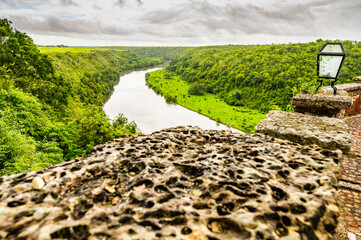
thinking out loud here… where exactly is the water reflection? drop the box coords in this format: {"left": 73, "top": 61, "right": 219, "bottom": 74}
{"left": 103, "top": 67, "right": 242, "bottom": 134}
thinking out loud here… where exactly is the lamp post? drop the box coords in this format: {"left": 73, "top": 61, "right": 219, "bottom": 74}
{"left": 315, "top": 43, "right": 346, "bottom": 95}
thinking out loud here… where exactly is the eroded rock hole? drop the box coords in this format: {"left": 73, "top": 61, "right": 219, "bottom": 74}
{"left": 277, "top": 170, "right": 290, "bottom": 179}
{"left": 133, "top": 179, "right": 154, "bottom": 189}
{"left": 31, "top": 192, "right": 48, "bottom": 204}
{"left": 139, "top": 220, "right": 161, "bottom": 231}
{"left": 181, "top": 227, "right": 193, "bottom": 235}
{"left": 282, "top": 216, "right": 292, "bottom": 226}
{"left": 193, "top": 202, "right": 211, "bottom": 209}
{"left": 14, "top": 210, "right": 35, "bottom": 222}
{"left": 244, "top": 205, "right": 257, "bottom": 212}
{"left": 207, "top": 218, "right": 251, "bottom": 238}
{"left": 270, "top": 205, "right": 288, "bottom": 213}
{"left": 145, "top": 201, "right": 155, "bottom": 208}
{"left": 158, "top": 193, "right": 175, "bottom": 203}
{"left": 91, "top": 213, "right": 110, "bottom": 225}
{"left": 303, "top": 183, "right": 316, "bottom": 191}
{"left": 216, "top": 202, "right": 235, "bottom": 215}
{"left": 290, "top": 203, "right": 307, "bottom": 214}
{"left": 166, "top": 177, "right": 178, "bottom": 187}
{"left": 275, "top": 223, "right": 288, "bottom": 237}
{"left": 254, "top": 158, "right": 265, "bottom": 163}
{"left": 7, "top": 200, "right": 26, "bottom": 208}
{"left": 288, "top": 161, "right": 300, "bottom": 169}
{"left": 270, "top": 186, "right": 288, "bottom": 201}
{"left": 174, "top": 163, "right": 204, "bottom": 178}
{"left": 154, "top": 185, "right": 169, "bottom": 193}
{"left": 143, "top": 209, "right": 185, "bottom": 219}
{"left": 119, "top": 216, "right": 134, "bottom": 224}
{"left": 71, "top": 200, "right": 93, "bottom": 220}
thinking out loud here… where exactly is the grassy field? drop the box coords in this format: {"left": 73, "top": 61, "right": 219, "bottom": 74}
{"left": 146, "top": 70, "right": 266, "bottom": 133}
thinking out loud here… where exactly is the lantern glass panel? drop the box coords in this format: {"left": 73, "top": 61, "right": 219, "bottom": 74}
{"left": 320, "top": 44, "right": 343, "bottom": 54}
{"left": 318, "top": 55, "right": 343, "bottom": 78}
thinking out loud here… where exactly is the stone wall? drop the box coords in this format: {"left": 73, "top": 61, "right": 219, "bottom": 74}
{"left": 322, "top": 82, "right": 361, "bottom": 116}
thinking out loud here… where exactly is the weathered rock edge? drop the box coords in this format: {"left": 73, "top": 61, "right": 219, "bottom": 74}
{"left": 0, "top": 126, "right": 340, "bottom": 240}
{"left": 292, "top": 92, "right": 352, "bottom": 110}
{"left": 256, "top": 110, "right": 352, "bottom": 153}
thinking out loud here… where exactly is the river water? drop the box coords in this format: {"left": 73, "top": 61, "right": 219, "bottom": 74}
{"left": 103, "top": 67, "right": 242, "bottom": 134}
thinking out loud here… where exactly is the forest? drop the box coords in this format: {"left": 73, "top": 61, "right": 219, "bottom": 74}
{"left": 166, "top": 41, "right": 361, "bottom": 112}
{"left": 0, "top": 19, "right": 163, "bottom": 175}
{"left": 103, "top": 46, "right": 189, "bottom": 61}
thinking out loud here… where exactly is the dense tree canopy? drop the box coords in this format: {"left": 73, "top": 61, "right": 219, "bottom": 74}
{"left": 167, "top": 42, "right": 361, "bottom": 111}
{"left": 0, "top": 19, "right": 163, "bottom": 175}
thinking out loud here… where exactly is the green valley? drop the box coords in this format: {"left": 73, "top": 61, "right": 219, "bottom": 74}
{"left": 146, "top": 70, "right": 266, "bottom": 133}
{"left": 0, "top": 19, "right": 163, "bottom": 175}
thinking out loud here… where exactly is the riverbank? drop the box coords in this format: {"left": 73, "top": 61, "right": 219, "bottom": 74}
{"left": 103, "top": 67, "right": 242, "bottom": 134}
{"left": 146, "top": 69, "right": 266, "bottom": 133}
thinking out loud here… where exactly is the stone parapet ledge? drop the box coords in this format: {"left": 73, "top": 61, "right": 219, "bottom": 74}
{"left": 322, "top": 82, "right": 361, "bottom": 116}
{"left": 322, "top": 82, "right": 361, "bottom": 93}
{"left": 291, "top": 91, "right": 352, "bottom": 118}
{"left": 255, "top": 110, "right": 352, "bottom": 154}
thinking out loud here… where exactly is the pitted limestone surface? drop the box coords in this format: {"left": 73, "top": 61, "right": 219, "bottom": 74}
{"left": 0, "top": 126, "right": 340, "bottom": 240}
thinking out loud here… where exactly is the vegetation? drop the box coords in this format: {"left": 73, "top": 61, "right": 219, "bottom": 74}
{"left": 0, "top": 19, "right": 163, "bottom": 175}
{"left": 104, "top": 46, "right": 189, "bottom": 61}
{"left": 146, "top": 70, "right": 266, "bottom": 133}
{"left": 167, "top": 41, "right": 361, "bottom": 112}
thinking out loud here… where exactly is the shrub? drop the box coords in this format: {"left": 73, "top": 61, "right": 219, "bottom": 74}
{"left": 188, "top": 83, "right": 206, "bottom": 95}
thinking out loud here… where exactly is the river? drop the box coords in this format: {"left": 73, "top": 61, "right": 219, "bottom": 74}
{"left": 103, "top": 67, "right": 242, "bottom": 134}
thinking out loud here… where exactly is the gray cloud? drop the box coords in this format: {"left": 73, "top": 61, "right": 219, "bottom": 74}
{"left": 1, "top": 0, "right": 360, "bottom": 45}
{"left": 60, "top": 0, "right": 76, "bottom": 6}
{"left": 1, "top": 0, "right": 48, "bottom": 9}
{"left": 114, "top": 0, "right": 143, "bottom": 7}
{"left": 139, "top": 0, "right": 337, "bottom": 37}
{"left": 115, "top": 0, "right": 125, "bottom": 7}
{"left": 8, "top": 15, "right": 133, "bottom": 35}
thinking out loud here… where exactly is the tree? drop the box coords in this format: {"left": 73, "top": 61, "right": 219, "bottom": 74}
{"left": 188, "top": 83, "right": 206, "bottom": 95}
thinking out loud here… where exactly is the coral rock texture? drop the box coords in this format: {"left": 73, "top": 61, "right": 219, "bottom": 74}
{"left": 0, "top": 126, "right": 340, "bottom": 240}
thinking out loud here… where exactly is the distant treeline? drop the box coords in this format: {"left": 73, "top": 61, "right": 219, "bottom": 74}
{"left": 0, "top": 18, "right": 163, "bottom": 175}
{"left": 104, "top": 46, "right": 189, "bottom": 61}
{"left": 167, "top": 41, "right": 361, "bottom": 112}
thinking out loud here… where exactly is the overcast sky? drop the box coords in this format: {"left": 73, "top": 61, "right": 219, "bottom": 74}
{"left": 1, "top": 0, "right": 360, "bottom": 46}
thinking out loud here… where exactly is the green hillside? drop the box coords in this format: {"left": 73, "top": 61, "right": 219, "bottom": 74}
{"left": 104, "top": 46, "right": 189, "bottom": 61}
{"left": 0, "top": 19, "right": 163, "bottom": 175}
{"left": 167, "top": 41, "right": 361, "bottom": 112}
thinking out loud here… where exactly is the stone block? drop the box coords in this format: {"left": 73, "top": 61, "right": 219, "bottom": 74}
{"left": 255, "top": 110, "right": 352, "bottom": 153}
{"left": 292, "top": 92, "right": 352, "bottom": 118}
{"left": 322, "top": 83, "right": 361, "bottom": 116}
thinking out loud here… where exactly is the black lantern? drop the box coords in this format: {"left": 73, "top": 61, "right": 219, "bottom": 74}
{"left": 315, "top": 43, "right": 346, "bottom": 95}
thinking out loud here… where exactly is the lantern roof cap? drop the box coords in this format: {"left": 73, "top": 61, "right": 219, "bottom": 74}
{"left": 319, "top": 43, "right": 345, "bottom": 56}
